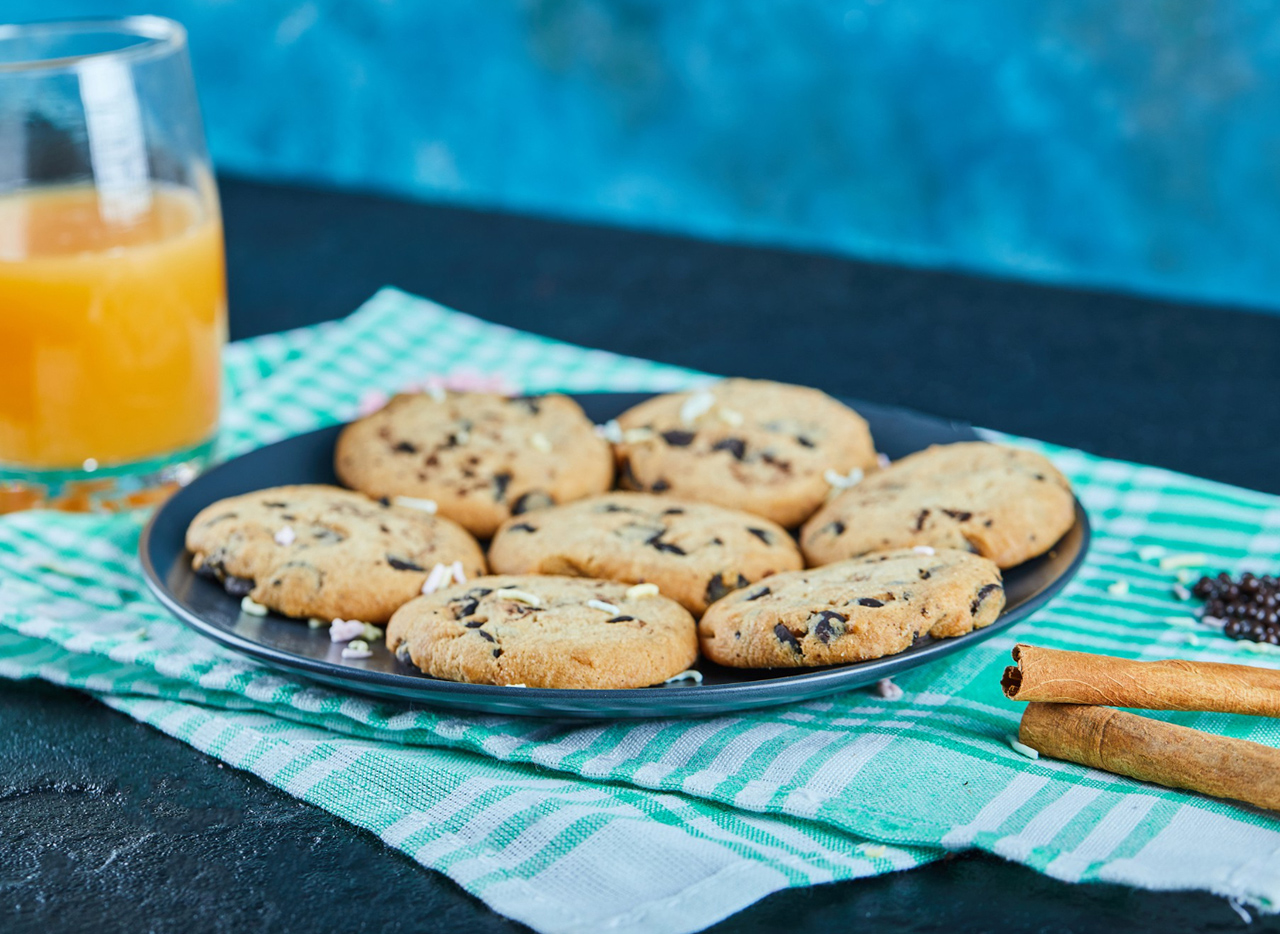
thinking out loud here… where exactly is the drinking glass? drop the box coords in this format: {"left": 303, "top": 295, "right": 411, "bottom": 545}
{"left": 0, "top": 17, "right": 225, "bottom": 513}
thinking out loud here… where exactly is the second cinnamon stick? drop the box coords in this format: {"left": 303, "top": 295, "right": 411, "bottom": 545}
{"left": 1019, "top": 702, "right": 1280, "bottom": 812}
{"left": 1002, "top": 643, "right": 1280, "bottom": 716}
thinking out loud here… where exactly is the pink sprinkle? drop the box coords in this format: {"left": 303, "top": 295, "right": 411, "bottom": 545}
{"left": 329, "top": 619, "right": 365, "bottom": 643}
{"left": 357, "top": 390, "right": 391, "bottom": 416}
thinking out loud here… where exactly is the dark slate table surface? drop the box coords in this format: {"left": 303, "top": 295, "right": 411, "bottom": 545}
{"left": 5, "top": 176, "right": 1280, "bottom": 934}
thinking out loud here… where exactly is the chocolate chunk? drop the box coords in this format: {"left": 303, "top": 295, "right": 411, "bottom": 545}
{"left": 378, "top": 497, "right": 392, "bottom": 507}
{"left": 281, "top": 514, "right": 296, "bottom": 521}
{"left": 201, "top": 512, "right": 237, "bottom": 526}
{"left": 476, "top": 629, "right": 496, "bottom": 643}
{"left": 704, "top": 572, "right": 750, "bottom": 606}
{"left": 915, "top": 509, "right": 930, "bottom": 531}
{"left": 661, "top": 507, "right": 685, "bottom": 516}
{"left": 774, "top": 623, "right": 802, "bottom": 653}
{"left": 512, "top": 396, "right": 541, "bottom": 415}
{"left": 1033, "top": 473, "right": 1046, "bottom": 481}
{"left": 712, "top": 437, "right": 747, "bottom": 460}
{"left": 618, "top": 457, "right": 640, "bottom": 489}
{"left": 393, "top": 440, "right": 418, "bottom": 454}
{"left": 661, "top": 430, "right": 695, "bottom": 446}
{"left": 711, "top": 537, "right": 724, "bottom": 546}
{"left": 857, "top": 597, "right": 884, "bottom": 607}
{"left": 600, "top": 503, "right": 634, "bottom": 513}
{"left": 386, "top": 556, "right": 425, "bottom": 572}
{"left": 607, "top": 615, "right": 636, "bottom": 623}
{"left": 651, "top": 479, "right": 671, "bottom": 493}
{"left": 647, "top": 533, "right": 686, "bottom": 555}
{"left": 943, "top": 509, "right": 973, "bottom": 522}
{"left": 223, "top": 575, "right": 254, "bottom": 597}
{"left": 918, "top": 569, "right": 932, "bottom": 580}
{"left": 825, "top": 520, "right": 845, "bottom": 537}
{"left": 795, "top": 435, "right": 816, "bottom": 448}
{"left": 262, "top": 502, "right": 287, "bottom": 509}
{"left": 492, "top": 648, "right": 503, "bottom": 658}
{"left": 512, "top": 491, "right": 553, "bottom": 515}
{"left": 508, "top": 522, "right": 537, "bottom": 533}
{"left": 810, "top": 610, "right": 847, "bottom": 644}
{"left": 760, "top": 452, "right": 791, "bottom": 471}
{"left": 455, "top": 597, "right": 480, "bottom": 619}
{"left": 464, "top": 619, "right": 486, "bottom": 628}
{"left": 971, "top": 583, "right": 1002, "bottom": 615}
{"left": 746, "top": 527, "right": 772, "bottom": 545}
{"left": 491, "top": 471, "right": 512, "bottom": 501}
{"left": 745, "top": 586, "right": 771, "bottom": 601}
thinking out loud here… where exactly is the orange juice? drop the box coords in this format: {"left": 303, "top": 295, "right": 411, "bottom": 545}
{"left": 0, "top": 184, "right": 225, "bottom": 470}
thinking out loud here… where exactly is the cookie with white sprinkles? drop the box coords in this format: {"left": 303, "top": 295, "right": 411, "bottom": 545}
{"left": 698, "top": 548, "right": 1005, "bottom": 668}
{"left": 800, "top": 442, "right": 1075, "bottom": 569}
{"left": 611, "top": 379, "right": 878, "bottom": 528}
{"left": 488, "top": 491, "right": 803, "bottom": 615}
{"left": 335, "top": 391, "right": 614, "bottom": 538}
{"left": 185, "top": 484, "right": 487, "bottom": 623}
{"left": 387, "top": 575, "right": 698, "bottom": 688}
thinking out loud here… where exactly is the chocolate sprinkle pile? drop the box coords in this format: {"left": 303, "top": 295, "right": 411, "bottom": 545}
{"left": 1192, "top": 571, "right": 1280, "bottom": 644}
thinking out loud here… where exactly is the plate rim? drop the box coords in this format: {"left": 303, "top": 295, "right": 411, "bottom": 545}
{"left": 139, "top": 396, "right": 1091, "bottom": 717}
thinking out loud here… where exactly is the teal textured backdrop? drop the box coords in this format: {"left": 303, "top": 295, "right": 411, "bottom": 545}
{"left": 9, "top": 1, "right": 1280, "bottom": 311}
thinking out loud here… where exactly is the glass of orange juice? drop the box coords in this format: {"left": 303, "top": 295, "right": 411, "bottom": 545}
{"left": 0, "top": 17, "right": 225, "bottom": 513}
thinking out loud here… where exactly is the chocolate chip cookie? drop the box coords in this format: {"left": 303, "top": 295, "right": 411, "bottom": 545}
{"left": 335, "top": 391, "right": 613, "bottom": 538}
{"left": 611, "top": 379, "right": 878, "bottom": 528}
{"left": 488, "top": 491, "right": 803, "bottom": 615}
{"left": 800, "top": 442, "right": 1075, "bottom": 569}
{"left": 699, "top": 548, "right": 1005, "bottom": 668}
{"left": 387, "top": 575, "right": 698, "bottom": 688}
{"left": 185, "top": 484, "right": 487, "bottom": 623}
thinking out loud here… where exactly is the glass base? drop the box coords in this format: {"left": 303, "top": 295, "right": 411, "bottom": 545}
{"left": 0, "top": 438, "right": 216, "bottom": 515}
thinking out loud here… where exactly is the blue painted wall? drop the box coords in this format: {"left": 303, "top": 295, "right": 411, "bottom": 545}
{"left": 11, "top": 1, "right": 1280, "bottom": 311}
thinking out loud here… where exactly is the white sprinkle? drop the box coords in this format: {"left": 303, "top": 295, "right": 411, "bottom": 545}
{"left": 1137, "top": 545, "right": 1167, "bottom": 562}
{"left": 1107, "top": 580, "right": 1130, "bottom": 596}
{"left": 622, "top": 427, "right": 656, "bottom": 444}
{"left": 393, "top": 496, "right": 438, "bottom": 514}
{"left": 1236, "top": 640, "right": 1280, "bottom": 656}
{"left": 394, "top": 642, "right": 412, "bottom": 662}
{"left": 874, "top": 678, "right": 904, "bottom": 701}
{"left": 1201, "top": 615, "right": 1226, "bottom": 629}
{"left": 274, "top": 526, "right": 296, "bottom": 547}
{"left": 530, "top": 432, "right": 552, "bottom": 453}
{"left": 1184, "top": 634, "right": 1202, "bottom": 647}
{"left": 1158, "top": 552, "right": 1212, "bottom": 571}
{"left": 587, "top": 599, "right": 621, "bottom": 615}
{"left": 663, "top": 669, "right": 704, "bottom": 685}
{"left": 495, "top": 588, "right": 542, "bottom": 607}
{"left": 595, "top": 420, "right": 624, "bottom": 443}
{"left": 824, "top": 467, "right": 864, "bottom": 490}
{"left": 341, "top": 639, "right": 373, "bottom": 660}
{"left": 1160, "top": 615, "right": 1201, "bottom": 629}
{"left": 329, "top": 618, "right": 365, "bottom": 643}
{"left": 857, "top": 843, "right": 889, "bottom": 858}
{"left": 503, "top": 683, "right": 529, "bottom": 688}
{"left": 912, "top": 546, "right": 936, "bottom": 556}
{"left": 1228, "top": 898, "right": 1253, "bottom": 925}
{"left": 1173, "top": 584, "right": 1192, "bottom": 601}
{"left": 453, "top": 428, "right": 471, "bottom": 445}
{"left": 426, "top": 384, "right": 447, "bottom": 402}
{"left": 240, "top": 596, "right": 269, "bottom": 617}
{"left": 361, "top": 623, "right": 383, "bottom": 642}
{"left": 1007, "top": 735, "right": 1040, "bottom": 760}
{"left": 718, "top": 407, "right": 745, "bottom": 427}
{"left": 626, "top": 583, "right": 661, "bottom": 600}
{"left": 876, "top": 453, "right": 891, "bottom": 469}
{"left": 307, "top": 617, "right": 327, "bottom": 630}
{"left": 1176, "top": 568, "right": 1198, "bottom": 585}
{"left": 83, "top": 457, "right": 99, "bottom": 472}
{"left": 421, "top": 563, "right": 453, "bottom": 595}
{"left": 680, "top": 390, "right": 716, "bottom": 425}
{"left": 450, "top": 561, "right": 467, "bottom": 584}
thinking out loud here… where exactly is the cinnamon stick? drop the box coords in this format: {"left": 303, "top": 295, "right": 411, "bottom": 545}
{"left": 1002, "top": 644, "right": 1280, "bottom": 716}
{"left": 1019, "top": 702, "right": 1280, "bottom": 812}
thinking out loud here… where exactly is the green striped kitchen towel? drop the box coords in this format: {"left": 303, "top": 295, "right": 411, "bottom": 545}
{"left": 2, "top": 287, "right": 1278, "bottom": 933}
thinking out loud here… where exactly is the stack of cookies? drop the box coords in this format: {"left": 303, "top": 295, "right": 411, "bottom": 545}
{"left": 186, "top": 379, "right": 1076, "bottom": 690}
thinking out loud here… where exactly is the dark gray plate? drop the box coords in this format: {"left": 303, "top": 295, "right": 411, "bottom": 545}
{"left": 140, "top": 393, "right": 1089, "bottom": 718}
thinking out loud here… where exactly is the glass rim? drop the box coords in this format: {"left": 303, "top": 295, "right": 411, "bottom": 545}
{"left": 0, "top": 16, "right": 186, "bottom": 74}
